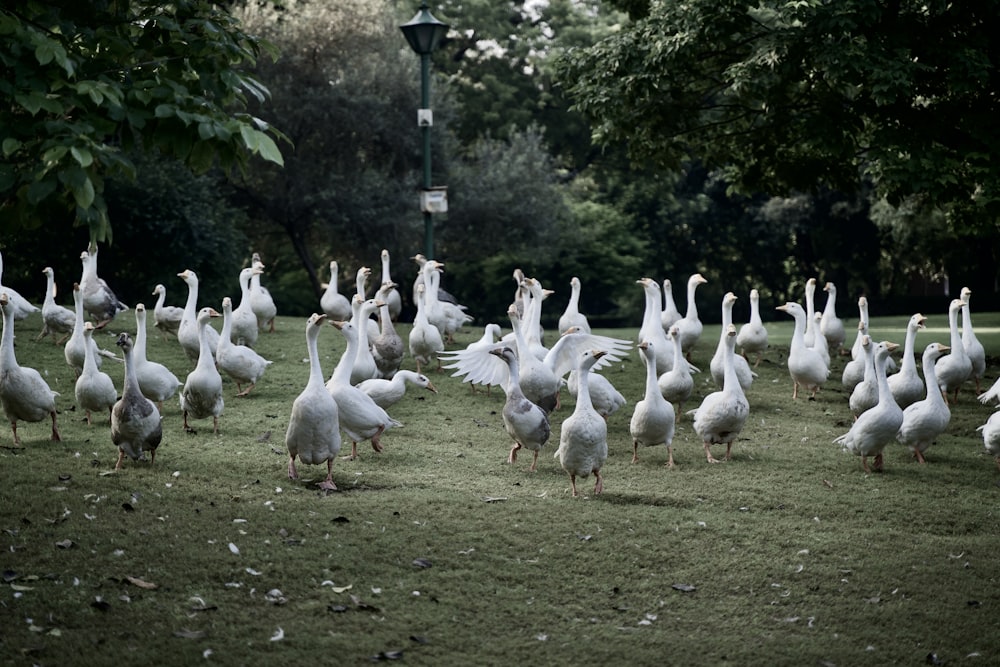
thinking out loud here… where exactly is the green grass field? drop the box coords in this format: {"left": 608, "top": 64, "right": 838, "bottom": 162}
{"left": 1, "top": 306, "right": 999, "bottom": 666}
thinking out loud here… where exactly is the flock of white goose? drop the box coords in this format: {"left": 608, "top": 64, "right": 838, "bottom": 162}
{"left": 2, "top": 245, "right": 999, "bottom": 495}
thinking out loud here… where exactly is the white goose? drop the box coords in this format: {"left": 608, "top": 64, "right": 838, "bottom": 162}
{"left": 151, "top": 283, "right": 183, "bottom": 339}
{"left": 567, "top": 365, "right": 626, "bottom": 420}
{"left": 0, "top": 293, "right": 60, "bottom": 445}
{"left": 658, "top": 325, "right": 694, "bottom": 413}
{"left": 489, "top": 346, "right": 551, "bottom": 472}
{"left": 519, "top": 277, "right": 552, "bottom": 361}
{"left": 132, "top": 303, "right": 181, "bottom": 411}
{"left": 976, "top": 408, "right": 1000, "bottom": 472}
{"left": 554, "top": 348, "right": 609, "bottom": 496}
{"left": 691, "top": 324, "right": 748, "bottom": 463}
{"left": 285, "top": 313, "right": 341, "bottom": 491}
{"left": 675, "top": 273, "right": 708, "bottom": 359}
{"left": 440, "top": 323, "right": 506, "bottom": 394}
{"left": 74, "top": 322, "right": 117, "bottom": 425}
{"left": 79, "top": 244, "right": 128, "bottom": 327}
{"left": 710, "top": 292, "right": 755, "bottom": 391}
{"left": 372, "top": 284, "right": 404, "bottom": 379}
{"left": 111, "top": 332, "right": 162, "bottom": 470}
{"left": 217, "top": 297, "right": 272, "bottom": 396}
{"left": 0, "top": 252, "right": 39, "bottom": 321}
{"left": 357, "top": 370, "right": 437, "bottom": 409}
{"left": 834, "top": 340, "right": 902, "bottom": 473}
{"left": 775, "top": 301, "right": 829, "bottom": 399}
{"left": 803, "top": 278, "right": 819, "bottom": 348}
{"left": 177, "top": 270, "right": 220, "bottom": 365}
{"left": 736, "top": 288, "right": 768, "bottom": 366}
{"left": 960, "top": 287, "right": 986, "bottom": 393}
{"left": 660, "top": 278, "right": 682, "bottom": 332}
{"left": 230, "top": 266, "right": 260, "bottom": 348}
{"left": 637, "top": 277, "right": 675, "bottom": 374}
{"left": 326, "top": 320, "right": 401, "bottom": 459}
{"left": 558, "top": 276, "right": 591, "bottom": 335}
{"left": 65, "top": 282, "right": 116, "bottom": 376}
{"left": 631, "top": 340, "right": 676, "bottom": 467}
{"left": 352, "top": 266, "right": 379, "bottom": 344}
{"left": 320, "top": 260, "right": 352, "bottom": 321}
{"left": 896, "top": 342, "right": 951, "bottom": 464}
{"left": 346, "top": 296, "right": 380, "bottom": 385}
{"left": 842, "top": 297, "right": 870, "bottom": 390}
{"left": 250, "top": 253, "right": 277, "bottom": 333}
{"left": 819, "top": 281, "right": 846, "bottom": 356}
{"left": 887, "top": 313, "right": 926, "bottom": 410}
{"left": 848, "top": 335, "right": 878, "bottom": 418}
{"left": 408, "top": 284, "right": 444, "bottom": 374}
{"left": 38, "top": 266, "right": 75, "bottom": 345}
{"left": 180, "top": 307, "right": 224, "bottom": 433}
{"left": 935, "top": 298, "right": 972, "bottom": 403}
{"left": 378, "top": 249, "right": 403, "bottom": 321}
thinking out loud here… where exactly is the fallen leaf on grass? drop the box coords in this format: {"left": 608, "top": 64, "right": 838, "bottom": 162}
{"left": 174, "top": 628, "right": 206, "bottom": 640}
{"left": 125, "top": 575, "right": 158, "bottom": 590}
{"left": 482, "top": 496, "right": 507, "bottom": 503}
{"left": 228, "top": 542, "right": 240, "bottom": 555}
{"left": 671, "top": 583, "right": 696, "bottom": 593}
{"left": 412, "top": 558, "right": 432, "bottom": 569}
{"left": 372, "top": 650, "right": 404, "bottom": 661}
{"left": 55, "top": 539, "right": 74, "bottom": 549}
{"left": 270, "top": 627, "right": 284, "bottom": 642}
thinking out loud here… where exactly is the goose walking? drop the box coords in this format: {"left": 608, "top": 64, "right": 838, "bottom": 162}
{"left": 834, "top": 341, "right": 902, "bottom": 473}
{"left": 675, "top": 273, "right": 708, "bottom": 359}
{"left": 250, "top": 253, "right": 277, "bottom": 333}
{"left": 976, "top": 408, "right": 1000, "bottom": 472}
{"left": 320, "top": 260, "right": 352, "bottom": 321}
{"left": 896, "top": 343, "right": 951, "bottom": 464}
{"left": 0, "top": 293, "right": 60, "bottom": 445}
{"left": 490, "top": 346, "right": 551, "bottom": 472}
{"left": 112, "top": 333, "right": 162, "bottom": 470}
{"left": 177, "top": 270, "right": 220, "bottom": 365}
{"left": 887, "top": 314, "right": 926, "bottom": 410}
{"left": 378, "top": 249, "right": 403, "bottom": 321}
{"left": 935, "top": 298, "right": 972, "bottom": 403}
{"left": 660, "top": 279, "right": 682, "bottom": 332}
{"left": 960, "top": 287, "right": 986, "bottom": 393}
{"left": 357, "top": 370, "right": 437, "bottom": 410}
{"left": 65, "top": 282, "right": 116, "bottom": 376}
{"left": 736, "top": 288, "right": 768, "bottom": 366}
{"left": 842, "top": 297, "right": 870, "bottom": 390}
{"left": 74, "top": 322, "right": 117, "bottom": 425}
{"left": 38, "top": 266, "right": 75, "bottom": 345}
{"left": 554, "top": 349, "right": 609, "bottom": 496}
{"left": 180, "top": 307, "right": 224, "bottom": 433}
{"left": 132, "top": 304, "right": 182, "bottom": 411}
{"left": 558, "top": 276, "right": 591, "bottom": 335}
{"left": 217, "top": 297, "right": 272, "bottom": 396}
{"left": 230, "top": 266, "right": 261, "bottom": 348}
{"left": 710, "top": 292, "right": 755, "bottom": 391}
{"left": 372, "top": 284, "right": 405, "bottom": 379}
{"left": 637, "top": 277, "right": 675, "bottom": 374}
{"left": 151, "top": 283, "right": 183, "bottom": 339}
{"left": 848, "top": 336, "right": 878, "bottom": 419}
{"left": 408, "top": 285, "right": 444, "bottom": 374}
{"left": 691, "top": 325, "right": 749, "bottom": 463}
{"left": 658, "top": 325, "right": 695, "bottom": 414}
{"left": 285, "top": 314, "right": 341, "bottom": 490}
{"left": 819, "top": 281, "right": 846, "bottom": 356}
{"left": 776, "top": 301, "right": 829, "bottom": 399}
{"left": 631, "top": 341, "right": 676, "bottom": 467}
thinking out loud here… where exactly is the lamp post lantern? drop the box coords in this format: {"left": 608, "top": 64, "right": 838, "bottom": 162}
{"left": 400, "top": 2, "right": 449, "bottom": 260}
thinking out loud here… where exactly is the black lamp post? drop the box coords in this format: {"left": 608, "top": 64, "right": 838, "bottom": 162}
{"left": 400, "top": 2, "right": 449, "bottom": 260}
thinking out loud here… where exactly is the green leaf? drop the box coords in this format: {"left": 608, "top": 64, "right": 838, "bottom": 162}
{"left": 26, "top": 178, "right": 57, "bottom": 204}
{"left": 254, "top": 131, "right": 284, "bottom": 167}
{"left": 71, "top": 146, "right": 94, "bottom": 168}
{"left": 70, "top": 175, "right": 95, "bottom": 209}
{"left": 2, "top": 138, "right": 21, "bottom": 157}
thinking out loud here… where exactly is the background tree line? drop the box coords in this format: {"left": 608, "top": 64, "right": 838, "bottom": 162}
{"left": 3, "top": 0, "right": 998, "bottom": 326}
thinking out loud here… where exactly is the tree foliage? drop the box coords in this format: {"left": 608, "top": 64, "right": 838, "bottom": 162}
{"left": 560, "top": 0, "right": 1000, "bottom": 221}
{"left": 0, "top": 0, "right": 285, "bottom": 242}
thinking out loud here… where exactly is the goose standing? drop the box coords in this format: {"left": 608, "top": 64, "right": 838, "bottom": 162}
{"left": 372, "top": 285, "right": 404, "bottom": 379}
{"left": 408, "top": 285, "right": 444, "bottom": 374}
{"left": 519, "top": 277, "right": 552, "bottom": 361}
{"left": 935, "top": 298, "right": 972, "bottom": 403}
{"left": 285, "top": 313, "right": 341, "bottom": 490}
{"left": 566, "top": 365, "right": 626, "bottom": 420}
{"left": 65, "top": 283, "right": 116, "bottom": 376}
{"left": 325, "top": 320, "right": 402, "bottom": 459}
{"left": 353, "top": 267, "right": 380, "bottom": 344}
{"left": 976, "top": 408, "right": 1000, "bottom": 472}
{"left": 842, "top": 297, "right": 870, "bottom": 390}
{"left": 378, "top": 249, "right": 403, "bottom": 321}
{"left": 0, "top": 252, "right": 39, "bottom": 321}
{"left": 631, "top": 340, "right": 676, "bottom": 467}
{"left": 558, "top": 276, "right": 591, "bottom": 335}
{"left": 0, "top": 293, "right": 60, "bottom": 445}
{"left": 736, "top": 288, "right": 768, "bottom": 366}
{"left": 887, "top": 314, "right": 927, "bottom": 410}
{"left": 691, "top": 325, "right": 749, "bottom": 463}
{"left": 803, "top": 278, "right": 819, "bottom": 348}
{"left": 249, "top": 253, "right": 277, "bottom": 333}
{"left": 37, "top": 266, "right": 75, "bottom": 344}
{"left": 132, "top": 303, "right": 181, "bottom": 411}
{"left": 819, "top": 281, "right": 846, "bottom": 356}
{"left": 811, "top": 310, "right": 831, "bottom": 369}
{"left": 675, "top": 273, "right": 708, "bottom": 359}
{"left": 554, "top": 349, "right": 609, "bottom": 496}
{"left": 151, "top": 283, "right": 183, "bottom": 339}
{"left": 490, "top": 346, "right": 551, "bottom": 471}
{"left": 637, "top": 277, "right": 675, "bottom": 374}
{"left": 217, "top": 297, "right": 272, "bottom": 396}
{"left": 835, "top": 341, "right": 902, "bottom": 473}
{"left": 775, "top": 301, "right": 829, "bottom": 399}
{"left": 347, "top": 296, "right": 380, "bottom": 385}
{"left": 357, "top": 370, "right": 437, "bottom": 410}
{"left": 111, "top": 333, "right": 162, "bottom": 470}
{"left": 960, "top": 287, "right": 986, "bottom": 393}
{"left": 230, "top": 266, "right": 260, "bottom": 348}
{"left": 74, "top": 322, "right": 117, "bottom": 425}
{"left": 177, "top": 270, "right": 220, "bottom": 365}
{"left": 848, "top": 336, "right": 878, "bottom": 418}
{"left": 180, "top": 307, "right": 224, "bottom": 433}
{"left": 658, "top": 325, "right": 694, "bottom": 414}
{"left": 710, "top": 292, "right": 755, "bottom": 391}
{"left": 79, "top": 244, "right": 128, "bottom": 327}
{"left": 320, "top": 261, "right": 352, "bottom": 321}
{"left": 660, "top": 279, "right": 682, "bottom": 332}
{"left": 896, "top": 343, "right": 951, "bottom": 464}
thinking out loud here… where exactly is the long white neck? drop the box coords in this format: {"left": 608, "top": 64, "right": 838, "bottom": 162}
{"left": 82, "top": 330, "right": 100, "bottom": 375}
{"left": 900, "top": 323, "right": 918, "bottom": 372}
{"left": 874, "top": 349, "right": 895, "bottom": 407}
{"left": 196, "top": 318, "right": 216, "bottom": 372}
{"left": 948, "top": 304, "right": 963, "bottom": 350}
{"left": 331, "top": 325, "right": 358, "bottom": 386}
{"left": 0, "top": 303, "right": 18, "bottom": 372}
{"left": 722, "top": 335, "right": 739, "bottom": 392}
{"left": 922, "top": 349, "right": 945, "bottom": 407}
{"left": 749, "top": 293, "right": 762, "bottom": 326}
{"left": 685, "top": 279, "right": 699, "bottom": 318}
{"left": 183, "top": 277, "right": 199, "bottom": 320}
{"left": 306, "top": 324, "right": 325, "bottom": 389}
{"left": 822, "top": 287, "right": 836, "bottom": 316}
{"left": 381, "top": 253, "right": 392, "bottom": 284}
{"left": 134, "top": 311, "right": 149, "bottom": 364}
{"left": 44, "top": 272, "right": 57, "bottom": 307}
{"left": 643, "top": 348, "right": 659, "bottom": 399}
